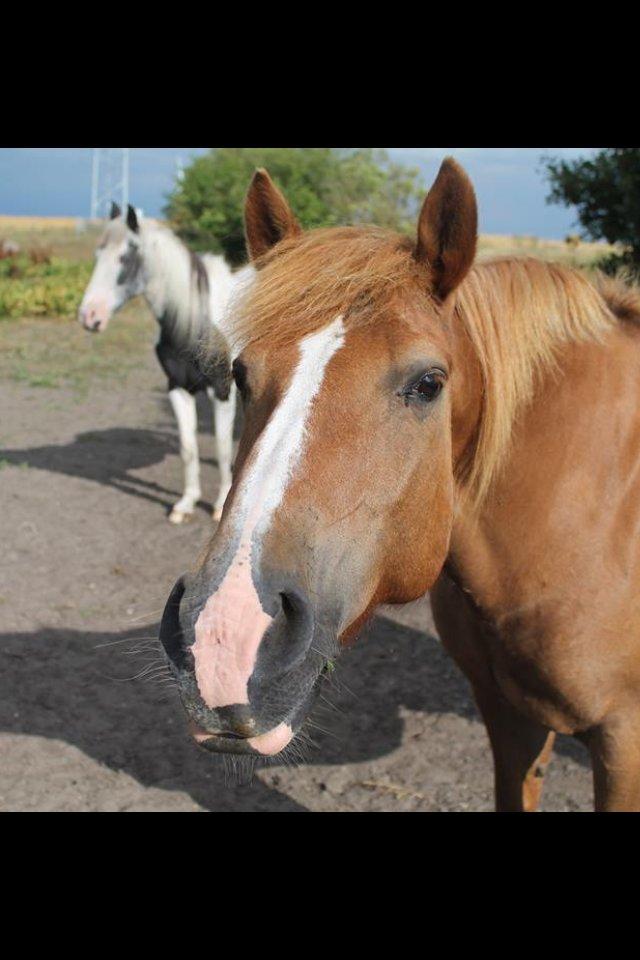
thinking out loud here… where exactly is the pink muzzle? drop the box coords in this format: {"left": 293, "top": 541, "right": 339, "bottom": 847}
{"left": 190, "top": 532, "right": 296, "bottom": 757}
{"left": 79, "top": 298, "right": 112, "bottom": 332}
{"left": 191, "top": 534, "right": 271, "bottom": 709}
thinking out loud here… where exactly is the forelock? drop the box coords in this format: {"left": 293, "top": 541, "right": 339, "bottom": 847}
{"left": 98, "top": 219, "right": 130, "bottom": 249}
{"left": 227, "top": 226, "right": 428, "bottom": 354}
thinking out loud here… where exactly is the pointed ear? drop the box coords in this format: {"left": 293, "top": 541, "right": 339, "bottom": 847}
{"left": 415, "top": 157, "right": 477, "bottom": 299}
{"left": 126, "top": 204, "right": 139, "bottom": 234}
{"left": 244, "top": 168, "right": 301, "bottom": 260}
{"left": 110, "top": 201, "right": 121, "bottom": 220}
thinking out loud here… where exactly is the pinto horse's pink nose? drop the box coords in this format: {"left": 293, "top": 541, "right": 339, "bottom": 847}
{"left": 79, "top": 300, "right": 110, "bottom": 332}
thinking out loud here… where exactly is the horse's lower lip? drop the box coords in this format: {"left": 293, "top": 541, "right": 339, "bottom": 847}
{"left": 187, "top": 720, "right": 295, "bottom": 756}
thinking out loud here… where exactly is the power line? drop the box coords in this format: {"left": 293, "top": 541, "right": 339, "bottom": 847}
{"left": 89, "top": 148, "right": 130, "bottom": 219}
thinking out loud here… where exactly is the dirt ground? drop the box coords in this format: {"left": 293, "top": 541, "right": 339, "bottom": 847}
{"left": 0, "top": 315, "right": 595, "bottom": 812}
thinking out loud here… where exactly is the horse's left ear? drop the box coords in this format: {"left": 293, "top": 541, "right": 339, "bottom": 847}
{"left": 244, "top": 168, "right": 301, "bottom": 260}
{"left": 126, "top": 204, "right": 140, "bottom": 234}
{"left": 415, "top": 157, "right": 477, "bottom": 300}
{"left": 110, "top": 201, "right": 121, "bottom": 220}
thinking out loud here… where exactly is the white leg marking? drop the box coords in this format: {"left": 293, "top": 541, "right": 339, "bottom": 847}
{"left": 211, "top": 381, "right": 236, "bottom": 522}
{"left": 168, "top": 387, "right": 201, "bottom": 523}
{"left": 192, "top": 317, "right": 346, "bottom": 710}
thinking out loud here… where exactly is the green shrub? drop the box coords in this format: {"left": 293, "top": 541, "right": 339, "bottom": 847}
{"left": 0, "top": 257, "right": 92, "bottom": 320}
{"left": 165, "top": 148, "right": 424, "bottom": 265}
{"left": 544, "top": 149, "right": 640, "bottom": 274}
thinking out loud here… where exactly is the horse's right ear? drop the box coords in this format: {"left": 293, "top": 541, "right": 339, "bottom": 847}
{"left": 244, "top": 169, "right": 301, "bottom": 260}
{"left": 110, "top": 201, "right": 121, "bottom": 220}
{"left": 126, "top": 204, "right": 140, "bottom": 234}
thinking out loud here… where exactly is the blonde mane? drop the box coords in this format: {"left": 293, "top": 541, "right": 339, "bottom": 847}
{"left": 228, "top": 226, "right": 637, "bottom": 508}
{"left": 456, "top": 258, "right": 620, "bottom": 506}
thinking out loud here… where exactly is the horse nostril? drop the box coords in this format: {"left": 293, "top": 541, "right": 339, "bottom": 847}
{"left": 159, "top": 575, "right": 189, "bottom": 670}
{"left": 262, "top": 587, "right": 315, "bottom": 673}
{"left": 280, "top": 592, "right": 296, "bottom": 619}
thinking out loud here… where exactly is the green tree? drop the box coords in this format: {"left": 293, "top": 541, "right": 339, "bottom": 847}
{"left": 544, "top": 148, "right": 640, "bottom": 272}
{"left": 164, "top": 148, "right": 423, "bottom": 265}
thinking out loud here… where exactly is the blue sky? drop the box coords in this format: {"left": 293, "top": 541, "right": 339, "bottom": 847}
{"left": 0, "top": 147, "right": 597, "bottom": 240}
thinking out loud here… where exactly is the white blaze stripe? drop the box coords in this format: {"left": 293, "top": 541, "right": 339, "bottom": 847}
{"left": 241, "top": 315, "right": 346, "bottom": 538}
{"left": 191, "top": 316, "right": 345, "bottom": 713}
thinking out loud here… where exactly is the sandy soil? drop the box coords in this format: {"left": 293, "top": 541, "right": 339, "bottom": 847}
{"left": 0, "top": 347, "right": 594, "bottom": 812}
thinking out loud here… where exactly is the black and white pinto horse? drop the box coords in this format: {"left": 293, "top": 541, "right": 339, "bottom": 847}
{"left": 79, "top": 203, "right": 250, "bottom": 523}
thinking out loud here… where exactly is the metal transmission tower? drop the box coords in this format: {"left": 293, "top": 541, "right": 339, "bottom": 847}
{"left": 90, "top": 148, "right": 130, "bottom": 220}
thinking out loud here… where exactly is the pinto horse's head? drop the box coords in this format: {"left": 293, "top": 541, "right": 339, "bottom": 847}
{"left": 160, "top": 158, "right": 479, "bottom": 757}
{"left": 78, "top": 203, "right": 145, "bottom": 332}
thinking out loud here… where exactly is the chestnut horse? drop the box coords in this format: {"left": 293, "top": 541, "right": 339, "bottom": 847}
{"left": 160, "top": 158, "right": 640, "bottom": 811}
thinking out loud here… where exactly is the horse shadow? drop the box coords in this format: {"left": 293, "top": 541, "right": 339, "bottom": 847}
{"left": 0, "top": 611, "right": 589, "bottom": 812}
{"left": 0, "top": 394, "right": 244, "bottom": 517}
{"left": 0, "top": 427, "right": 183, "bottom": 513}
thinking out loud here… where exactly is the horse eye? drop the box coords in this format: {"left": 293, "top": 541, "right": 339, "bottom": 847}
{"left": 400, "top": 371, "right": 445, "bottom": 404}
{"left": 232, "top": 359, "right": 249, "bottom": 398}
{"left": 415, "top": 374, "right": 443, "bottom": 401}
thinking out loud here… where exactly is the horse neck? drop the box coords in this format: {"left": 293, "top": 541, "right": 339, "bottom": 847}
{"left": 450, "top": 258, "right": 614, "bottom": 510}
{"left": 140, "top": 223, "right": 204, "bottom": 339}
{"left": 446, "top": 258, "right": 624, "bottom": 611}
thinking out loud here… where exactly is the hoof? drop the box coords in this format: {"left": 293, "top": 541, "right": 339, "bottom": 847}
{"left": 169, "top": 508, "right": 194, "bottom": 524}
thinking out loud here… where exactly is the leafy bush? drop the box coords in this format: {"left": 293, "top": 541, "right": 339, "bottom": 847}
{"left": 0, "top": 256, "right": 92, "bottom": 320}
{"left": 165, "top": 147, "right": 424, "bottom": 265}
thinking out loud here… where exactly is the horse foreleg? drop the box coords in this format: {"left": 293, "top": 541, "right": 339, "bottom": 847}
{"left": 586, "top": 713, "right": 640, "bottom": 811}
{"left": 168, "top": 387, "right": 201, "bottom": 524}
{"left": 431, "top": 572, "right": 555, "bottom": 812}
{"left": 211, "top": 382, "right": 236, "bottom": 522}
{"left": 473, "top": 685, "right": 556, "bottom": 812}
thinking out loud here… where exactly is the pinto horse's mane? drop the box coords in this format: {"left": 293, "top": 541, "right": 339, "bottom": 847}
{"left": 229, "top": 225, "right": 640, "bottom": 507}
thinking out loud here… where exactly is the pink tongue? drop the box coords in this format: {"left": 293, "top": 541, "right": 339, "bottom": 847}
{"left": 188, "top": 720, "right": 293, "bottom": 755}
{"left": 248, "top": 723, "right": 294, "bottom": 755}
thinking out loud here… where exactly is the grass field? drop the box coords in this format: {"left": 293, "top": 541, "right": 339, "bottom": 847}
{"left": 0, "top": 216, "right": 102, "bottom": 261}
{"left": 0, "top": 214, "right": 620, "bottom": 265}
{"left": 0, "top": 301, "right": 156, "bottom": 394}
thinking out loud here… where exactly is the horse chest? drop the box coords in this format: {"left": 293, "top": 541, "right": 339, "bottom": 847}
{"left": 155, "top": 335, "right": 209, "bottom": 395}
{"left": 433, "top": 569, "right": 619, "bottom": 734}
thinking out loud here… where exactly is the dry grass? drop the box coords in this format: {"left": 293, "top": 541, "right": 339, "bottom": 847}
{"left": 0, "top": 217, "right": 621, "bottom": 267}
{"left": 0, "top": 299, "right": 156, "bottom": 394}
{"left": 0, "top": 215, "right": 81, "bottom": 231}
{"left": 0, "top": 217, "right": 103, "bottom": 261}
{"left": 477, "top": 233, "right": 618, "bottom": 268}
